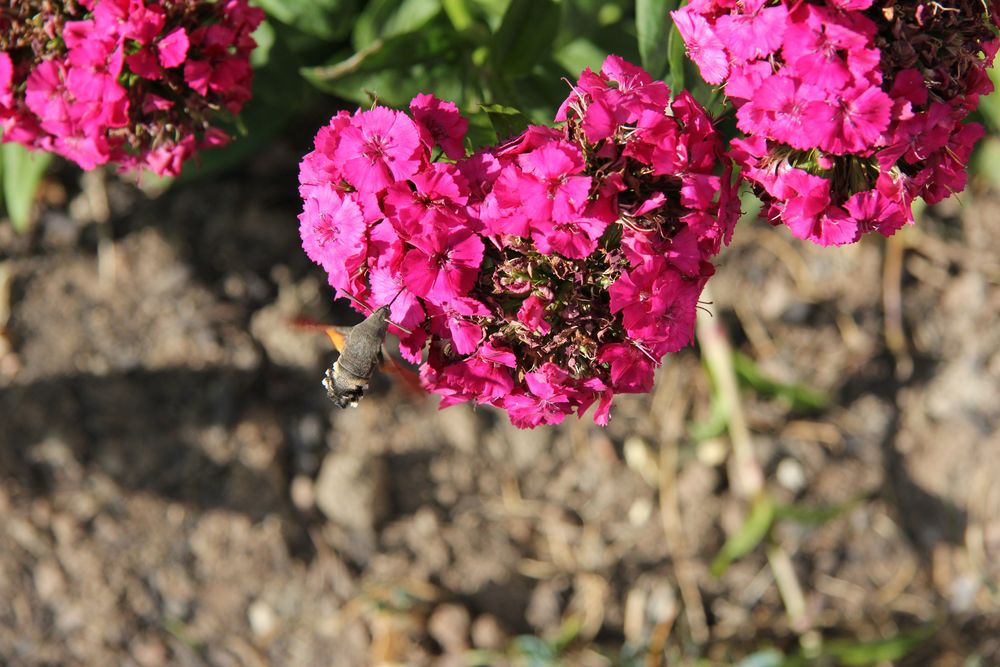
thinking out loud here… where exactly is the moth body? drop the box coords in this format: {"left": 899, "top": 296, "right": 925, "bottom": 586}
{"left": 323, "top": 306, "right": 391, "bottom": 408}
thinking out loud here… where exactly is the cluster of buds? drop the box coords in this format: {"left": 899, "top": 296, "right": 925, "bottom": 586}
{"left": 0, "top": 0, "right": 263, "bottom": 176}
{"left": 299, "top": 56, "right": 739, "bottom": 428}
{"left": 674, "top": 0, "right": 1000, "bottom": 245}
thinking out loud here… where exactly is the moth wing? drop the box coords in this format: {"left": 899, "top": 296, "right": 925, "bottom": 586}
{"left": 381, "top": 346, "right": 425, "bottom": 397}
{"left": 324, "top": 327, "right": 350, "bottom": 353}
{"left": 289, "top": 316, "right": 351, "bottom": 353}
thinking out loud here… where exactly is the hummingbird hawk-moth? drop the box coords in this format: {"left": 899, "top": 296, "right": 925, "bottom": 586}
{"left": 304, "top": 291, "right": 421, "bottom": 408}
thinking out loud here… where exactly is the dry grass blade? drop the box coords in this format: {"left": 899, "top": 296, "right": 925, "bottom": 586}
{"left": 81, "top": 168, "right": 115, "bottom": 287}
{"left": 652, "top": 364, "right": 709, "bottom": 648}
{"left": 696, "top": 284, "right": 763, "bottom": 499}
{"left": 882, "top": 234, "right": 912, "bottom": 380}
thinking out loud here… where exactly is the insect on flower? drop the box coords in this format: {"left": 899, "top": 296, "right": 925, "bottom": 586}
{"left": 306, "top": 290, "right": 422, "bottom": 408}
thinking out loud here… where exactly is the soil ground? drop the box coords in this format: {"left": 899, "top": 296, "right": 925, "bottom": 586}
{"left": 1, "top": 139, "right": 998, "bottom": 666}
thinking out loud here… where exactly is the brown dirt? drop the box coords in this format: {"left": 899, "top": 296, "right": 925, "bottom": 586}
{"left": 0, "top": 144, "right": 998, "bottom": 666}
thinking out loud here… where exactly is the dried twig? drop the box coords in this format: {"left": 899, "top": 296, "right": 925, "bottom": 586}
{"left": 697, "top": 286, "right": 816, "bottom": 642}
{"left": 81, "top": 168, "right": 115, "bottom": 286}
{"left": 767, "top": 544, "right": 809, "bottom": 634}
{"left": 652, "top": 365, "right": 709, "bottom": 647}
{"left": 882, "top": 234, "right": 913, "bottom": 380}
{"left": 696, "top": 285, "right": 763, "bottom": 498}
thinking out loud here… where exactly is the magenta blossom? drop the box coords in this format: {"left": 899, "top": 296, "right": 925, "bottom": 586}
{"left": 298, "top": 56, "right": 738, "bottom": 428}
{"left": 335, "top": 107, "right": 423, "bottom": 193}
{"left": 674, "top": 0, "right": 1000, "bottom": 246}
{"left": 410, "top": 93, "right": 469, "bottom": 161}
{"left": 0, "top": 0, "right": 263, "bottom": 176}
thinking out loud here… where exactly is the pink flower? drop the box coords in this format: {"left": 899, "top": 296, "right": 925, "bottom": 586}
{"left": 714, "top": 4, "right": 788, "bottom": 61}
{"left": 369, "top": 263, "right": 425, "bottom": 331}
{"left": 335, "top": 108, "right": 423, "bottom": 194}
{"left": 401, "top": 227, "right": 484, "bottom": 305}
{"left": 299, "top": 186, "right": 367, "bottom": 292}
{"left": 158, "top": 27, "right": 190, "bottom": 68}
{"left": 780, "top": 171, "right": 859, "bottom": 246}
{"left": 144, "top": 136, "right": 196, "bottom": 177}
{"left": 738, "top": 75, "right": 834, "bottom": 150}
{"left": 677, "top": 0, "right": 997, "bottom": 246}
{"left": 610, "top": 261, "right": 701, "bottom": 353}
{"left": 1, "top": 0, "right": 262, "bottom": 175}
{"left": 598, "top": 343, "right": 655, "bottom": 393}
{"left": 844, "top": 190, "right": 907, "bottom": 237}
{"left": 299, "top": 111, "right": 353, "bottom": 199}
{"left": 24, "top": 61, "right": 71, "bottom": 135}
{"left": 822, "top": 84, "right": 892, "bottom": 154}
{"left": 184, "top": 60, "right": 212, "bottom": 95}
{"left": 410, "top": 93, "right": 469, "bottom": 161}
{"left": 432, "top": 297, "right": 489, "bottom": 354}
{"left": 0, "top": 53, "right": 15, "bottom": 110}
{"left": 503, "top": 364, "right": 576, "bottom": 428}
{"left": 432, "top": 344, "right": 516, "bottom": 408}
{"left": 382, "top": 162, "right": 470, "bottom": 239}
{"left": 517, "top": 295, "right": 551, "bottom": 334}
{"left": 298, "top": 56, "right": 736, "bottom": 428}
{"left": 672, "top": 10, "right": 728, "bottom": 84}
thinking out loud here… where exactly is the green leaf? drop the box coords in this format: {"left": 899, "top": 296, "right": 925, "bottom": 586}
{"left": 636, "top": 0, "right": 676, "bottom": 81}
{"left": 490, "top": 0, "right": 562, "bottom": 77}
{"left": 666, "top": 20, "right": 685, "bottom": 93}
{"left": 383, "top": 0, "right": 444, "bottom": 38}
{"left": 480, "top": 104, "right": 529, "bottom": 141}
{"left": 824, "top": 629, "right": 932, "bottom": 665}
{"left": 1, "top": 143, "right": 51, "bottom": 233}
{"left": 972, "top": 137, "right": 1000, "bottom": 192}
{"left": 978, "top": 64, "right": 1000, "bottom": 133}
{"left": 775, "top": 500, "right": 856, "bottom": 526}
{"left": 469, "top": 0, "right": 513, "bottom": 28}
{"left": 733, "top": 352, "right": 829, "bottom": 412}
{"left": 688, "top": 391, "right": 730, "bottom": 441}
{"left": 552, "top": 615, "right": 582, "bottom": 652}
{"left": 710, "top": 494, "right": 775, "bottom": 577}
{"left": 301, "top": 18, "right": 470, "bottom": 109}
{"left": 249, "top": 19, "right": 276, "bottom": 68}
{"left": 353, "top": 0, "right": 442, "bottom": 49}
{"left": 554, "top": 37, "right": 608, "bottom": 79}
{"left": 489, "top": 59, "right": 573, "bottom": 125}
{"left": 443, "top": 0, "right": 474, "bottom": 31}
{"left": 465, "top": 109, "right": 500, "bottom": 151}
{"left": 302, "top": 19, "right": 464, "bottom": 96}
{"left": 512, "top": 635, "right": 558, "bottom": 663}
{"left": 251, "top": 0, "right": 357, "bottom": 41}
{"left": 734, "top": 650, "right": 791, "bottom": 667}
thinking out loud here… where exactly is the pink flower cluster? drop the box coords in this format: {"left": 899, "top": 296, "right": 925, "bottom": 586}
{"left": 0, "top": 0, "right": 263, "bottom": 176}
{"left": 674, "top": 0, "right": 1000, "bottom": 245}
{"left": 299, "top": 56, "right": 739, "bottom": 428}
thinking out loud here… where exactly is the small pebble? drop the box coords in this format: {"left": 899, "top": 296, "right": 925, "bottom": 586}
{"left": 428, "top": 603, "right": 470, "bottom": 653}
{"left": 628, "top": 497, "right": 653, "bottom": 526}
{"left": 248, "top": 599, "right": 278, "bottom": 638}
{"left": 470, "top": 614, "right": 506, "bottom": 650}
{"left": 776, "top": 458, "right": 806, "bottom": 492}
{"left": 290, "top": 474, "right": 315, "bottom": 512}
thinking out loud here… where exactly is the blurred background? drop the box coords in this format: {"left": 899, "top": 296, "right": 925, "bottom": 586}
{"left": 1, "top": 1, "right": 1000, "bottom": 665}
